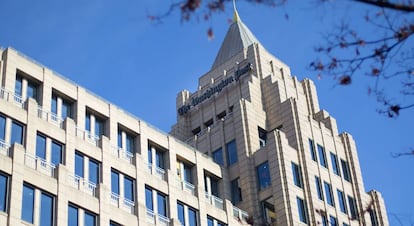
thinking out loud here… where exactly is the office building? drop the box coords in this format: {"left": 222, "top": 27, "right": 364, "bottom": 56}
{"left": 171, "top": 9, "right": 389, "bottom": 226}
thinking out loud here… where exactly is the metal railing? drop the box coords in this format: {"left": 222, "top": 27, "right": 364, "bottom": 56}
{"left": 123, "top": 198, "right": 135, "bottom": 214}
{"left": 111, "top": 146, "right": 134, "bottom": 164}
{"left": 76, "top": 127, "right": 100, "bottom": 147}
{"left": 176, "top": 178, "right": 196, "bottom": 196}
{"left": 146, "top": 209, "right": 156, "bottom": 225}
{"left": 145, "top": 163, "right": 167, "bottom": 181}
{"left": 0, "top": 139, "right": 10, "bottom": 157}
{"left": 0, "top": 87, "right": 24, "bottom": 108}
{"left": 24, "top": 153, "right": 56, "bottom": 177}
{"left": 205, "top": 192, "right": 224, "bottom": 210}
{"left": 67, "top": 173, "right": 97, "bottom": 197}
{"left": 37, "top": 106, "right": 64, "bottom": 128}
{"left": 158, "top": 214, "right": 170, "bottom": 226}
{"left": 233, "top": 206, "right": 249, "bottom": 221}
{"left": 110, "top": 192, "right": 120, "bottom": 207}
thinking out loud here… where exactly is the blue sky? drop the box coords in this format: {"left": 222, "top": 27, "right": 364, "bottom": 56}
{"left": 1, "top": 0, "right": 412, "bottom": 224}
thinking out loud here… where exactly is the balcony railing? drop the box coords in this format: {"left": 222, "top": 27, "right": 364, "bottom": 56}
{"left": 110, "top": 193, "right": 135, "bottom": 214}
{"left": 24, "top": 153, "right": 56, "bottom": 177}
{"left": 205, "top": 192, "right": 224, "bottom": 210}
{"left": 111, "top": 146, "right": 134, "bottom": 164}
{"left": 176, "top": 178, "right": 196, "bottom": 196}
{"left": 122, "top": 198, "right": 135, "bottom": 214}
{"left": 158, "top": 214, "right": 170, "bottom": 226}
{"left": 145, "top": 163, "right": 167, "bottom": 181}
{"left": 146, "top": 209, "right": 156, "bottom": 225}
{"left": 0, "top": 139, "right": 10, "bottom": 157}
{"left": 233, "top": 206, "right": 249, "bottom": 221}
{"left": 67, "top": 173, "right": 97, "bottom": 197}
{"left": 37, "top": 106, "right": 64, "bottom": 128}
{"left": 76, "top": 127, "right": 100, "bottom": 147}
{"left": 0, "top": 87, "right": 24, "bottom": 108}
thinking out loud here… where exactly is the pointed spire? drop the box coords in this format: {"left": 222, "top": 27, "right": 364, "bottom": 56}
{"left": 211, "top": 2, "right": 261, "bottom": 69}
{"left": 233, "top": 0, "right": 240, "bottom": 22}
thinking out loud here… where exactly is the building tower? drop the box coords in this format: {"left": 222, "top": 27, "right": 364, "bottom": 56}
{"left": 171, "top": 8, "right": 389, "bottom": 226}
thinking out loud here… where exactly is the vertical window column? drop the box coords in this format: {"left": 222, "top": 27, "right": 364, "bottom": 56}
{"left": 21, "top": 184, "right": 55, "bottom": 226}
{"left": 0, "top": 173, "right": 9, "bottom": 213}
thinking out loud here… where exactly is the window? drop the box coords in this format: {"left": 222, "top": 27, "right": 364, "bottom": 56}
{"left": 177, "top": 160, "right": 193, "bottom": 184}
{"left": 111, "top": 170, "right": 120, "bottom": 195}
{"left": 68, "top": 204, "right": 97, "bottom": 226}
{"left": 21, "top": 184, "right": 35, "bottom": 223}
{"left": 0, "top": 115, "right": 5, "bottom": 141}
{"left": 321, "top": 214, "right": 328, "bottom": 226}
{"left": 118, "top": 127, "right": 136, "bottom": 155}
{"left": 51, "top": 93, "right": 73, "bottom": 119}
{"left": 212, "top": 148, "right": 224, "bottom": 166}
{"left": 124, "top": 176, "right": 134, "bottom": 202}
{"left": 110, "top": 221, "right": 122, "bottom": 226}
{"left": 148, "top": 143, "right": 166, "bottom": 171}
{"left": 341, "top": 159, "right": 352, "bottom": 182}
{"left": 22, "top": 184, "right": 55, "bottom": 225}
{"left": 75, "top": 151, "right": 100, "bottom": 185}
{"left": 85, "top": 111, "right": 106, "bottom": 137}
{"left": 330, "top": 153, "right": 340, "bottom": 176}
{"left": 230, "top": 178, "right": 242, "bottom": 204}
{"left": 177, "top": 202, "right": 185, "bottom": 225}
{"left": 258, "top": 127, "right": 267, "bottom": 147}
{"left": 177, "top": 201, "right": 198, "bottom": 226}
{"left": 68, "top": 205, "right": 78, "bottom": 226}
{"left": 226, "top": 140, "right": 238, "bottom": 166}
{"left": 36, "top": 132, "right": 65, "bottom": 166}
{"left": 348, "top": 196, "right": 358, "bottom": 220}
{"left": 15, "top": 73, "right": 39, "bottom": 102}
{"left": 262, "top": 197, "right": 276, "bottom": 224}
{"left": 257, "top": 161, "right": 271, "bottom": 190}
{"left": 207, "top": 216, "right": 226, "bottom": 226}
{"left": 337, "top": 189, "right": 347, "bottom": 214}
{"left": 146, "top": 186, "right": 168, "bottom": 218}
{"left": 40, "top": 193, "right": 54, "bottom": 226}
{"left": 309, "top": 139, "right": 317, "bottom": 161}
{"left": 0, "top": 173, "right": 8, "bottom": 212}
{"left": 36, "top": 133, "right": 47, "bottom": 160}
{"left": 11, "top": 121, "right": 24, "bottom": 145}
{"left": 145, "top": 186, "right": 154, "bottom": 211}
{"left": 157, "top": 193, "right": 167, "bottom": 217}
{"left": 324, "top": 181, "right": 334, "bottom": 206}
{"left": 291, "top": 162, "right": 303, "bottom": 188}
{"left": 51, "top": 140, "right": 63, "bottom": 166}
{"left": 315, "top": 176, "right": 324, "bottom": 200}
{"left": 84, "top": 211, "right": 97, "bottom": 226}
{"left": 317, "top": 144, "right": 327, "bottom": 168}
{"left": 297, "top": 197, "right": 308, "bottom": 224}
{"left": 369, "top": 209, "right": 378, "bottom": 226}
{"left": 329, "top": 215, "right": 337, "bottom": 226}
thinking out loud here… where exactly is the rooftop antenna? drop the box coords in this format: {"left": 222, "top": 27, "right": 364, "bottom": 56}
{"left": 233, "top": 0, "right": 240, "bottom": 22}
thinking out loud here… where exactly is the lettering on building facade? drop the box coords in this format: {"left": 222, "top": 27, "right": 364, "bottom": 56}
{"left": 178, "top": 63, "right": 252, "bottom": 115}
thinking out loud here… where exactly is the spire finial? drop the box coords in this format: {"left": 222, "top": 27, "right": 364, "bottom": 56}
{"left": 233, "top": 0, "right": 240, "bottom": 22}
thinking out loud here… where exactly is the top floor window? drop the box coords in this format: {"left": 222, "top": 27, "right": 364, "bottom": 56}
{"left": 15, "top": 73, "right": 40, "bottom": 103}
{"left": 177, "top": 159, "right": 193, "bottom": 184}
{"left": 118, "top": 127, "right": 136, "bottom": 155}
{"left": 330, "top": 152, "right": 340, "bottom": 176}
{"left": 309, "top": 139, "right": 317, "bottom": 161}
{"left": 226, "top": 140, "right": 238, "bottom": 166}
{"left": 51, "top": 93, "right": 73, "bottom": 120}
{"left": 148, "top": 143, "right": 166, "bottom": 170}
{"left": 85, "top": 111, "right": 106, "bottom": 137}
{"left": 341, "top": 159, "right": 352, "bottom": 182}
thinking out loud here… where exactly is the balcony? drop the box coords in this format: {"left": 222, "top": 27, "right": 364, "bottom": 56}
{"left": 233, "top": 206, "right": 249, "bottom": 221}
{"left": 145, "top": 209, "right": 170, "bottom": 226}
{"left": 24, "top": 153, "right": 56, "bottom": 177}
{"left": 110, "top": 193, "right": 135, "bottom": 214}
{"left": 37, "top": 106, "right": 64, "bottom": 128}
{"left": 0, "top": 87, "right": 24, "bottom": 108}
{"left": 176, "top": 178, "right": 196, "bottom": 196}
{"left": 0, "top": 139, "right": 10, "bottom": 157}
{"left": 205, "top": 192, "right": 224, "bottom": 210}
{"left": 111, "top": 146, "right": 134, "bottom": 164}
{"left": 67, "top": 173, "right": 97, "bottom": 197}
{"left": 145, "top": 163, "right": 167, "bottom": 181}
{"left": 76, "top": 127, "right": 100, "bottom": 147}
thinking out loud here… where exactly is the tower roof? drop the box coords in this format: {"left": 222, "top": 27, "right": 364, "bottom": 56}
{"left": 211, "top": 7, "right": 260, "bottom": 69}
